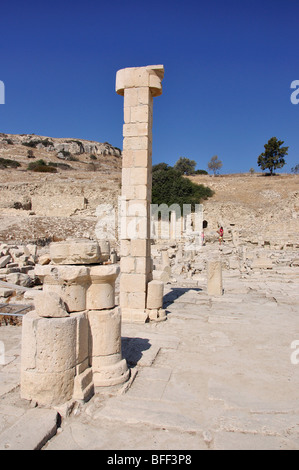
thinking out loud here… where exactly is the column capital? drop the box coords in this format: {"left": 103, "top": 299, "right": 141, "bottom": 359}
{"left": 116, "top": 65, "right": 164, "bottom": 97}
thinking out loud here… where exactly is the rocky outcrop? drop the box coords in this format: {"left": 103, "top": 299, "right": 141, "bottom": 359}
{"left": 0, "top": 133, "right": 122, "bottom": 158}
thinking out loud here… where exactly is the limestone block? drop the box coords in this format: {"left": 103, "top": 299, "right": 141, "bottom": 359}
{"left": 0, "top": 288, "right": 14, "bottom": 298}
{"left": 49, "top": 239, "right": 101, "bottom": 265}
{"left": 21, "top": 369, "right": 75, "bottom": 406}
{"left": 153, "top": 269, "right": 170, "bottom": 283}
{"left": 128, "top": 292, "right": 147, "bottom": 309}
{"left": 123, "top": 123, "right": 149, "bottom": 137}
{"left": 71, "top": 311, "right": 89, "bottom": 369}
{"left": 73, "top": 368, "right": 94, "bottom": 401}
{"left": 130, "top": 239, "right": 150, "bottom": 257}
{"left": 20, "top": 311, "right": 78, "bottom": 405}
{"left": 116, "top": 65, "right": 164, "bottom": 97}
{"left": 146, "top": 280, "right": 164, "bottom": 310}
{"left": 0, "top": 255, "right": 11, "bottom": 268}
{"left": 88, "top": 307, "right": 130, "bottom": 386}
{"left": 130, "top": 105, "right": 150, "bottom": 124}
{"left": 86, "top": 264, "right": 120, "bottom": 310}
{"left": 207, "top": 260, "right": 223, "bottom": 296}
{"left": 121, "top": 308, "right": 148, "bottom": 323}
{"left": 34, "top": 291, "right": 69, "bottom": 317}
{"left": 120, "top": 273, "right": 147, "bottom": 293}
{"left": 35, "top": 264, "right": 90, "bottom": 312}
{"left": 88, "top": 307, "right": 122, "bottom": 358}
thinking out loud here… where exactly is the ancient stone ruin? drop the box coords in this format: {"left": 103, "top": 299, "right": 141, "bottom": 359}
{"left": 20, "top": 64, "right": 167, "bottom": 406}
{"left": 116, "top": 65, "right": 166, "bottom": 323}
{"left": 20, "top": 238, "right": 130, "bottom": 405}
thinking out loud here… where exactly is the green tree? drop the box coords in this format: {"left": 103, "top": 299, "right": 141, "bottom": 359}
{"left": 291, "top": 164, "right": 299, "bottom": 174}
{"left": 173, "top": 157, "right": 196, "bottom": 175}
{"left": 152, "top": 164, "right": 214, "bottom": 212}
{"left": 257, "top": 137, "right": 288, "bottom": 175}
{"left": 208, "top": 155, "right": 223, "bottom": 175}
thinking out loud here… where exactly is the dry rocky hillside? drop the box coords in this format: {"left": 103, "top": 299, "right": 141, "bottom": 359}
{"left": 0, "top": 133, "right": 122, "bottom": 243}
{"left": 0, "top": 132, "right": 298, "bottom": 250}
{"left": 189, "top": 173, "right": 299, "bottom": 249}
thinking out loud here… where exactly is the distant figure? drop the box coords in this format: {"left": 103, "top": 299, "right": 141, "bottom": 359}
{"left": 201, "top": 231, "right": 205, "bottom": 246}
{"left": 217, "top": 226, "right": 224, "bottom": 245}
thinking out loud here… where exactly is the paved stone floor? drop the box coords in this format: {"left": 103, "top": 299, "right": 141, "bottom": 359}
{"left": 0, "top": 266, "right": 299, "bottom": 450}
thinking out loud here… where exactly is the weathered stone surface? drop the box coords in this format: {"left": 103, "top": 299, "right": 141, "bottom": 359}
{"left": 35, "top": 264, "right": 90, "bottom": 312}
{"left": 0, "top": 408, "right": 58, "bottom": 450}
{"left": 146, "top": 280, "right": 164, "bottom": 310}
{"left": 88, "top": 307, "right": 130, "bottom": 387}
{"left": 0, "top": 255, "right": 11, "bottom": 268}
{"left": 49, "top": 239, "right": 101, "bottom": 265}
{"left": 34, "top": 291, "right": 69, "bottom": 318}
{"left": 20, "top": 311, "right": 78, "bottom": 405}
{"left": 207, "top": 260, "right": 223, "bottom": 296}
{"left": 86, "top": 264, "right": 119, "bottom": 310}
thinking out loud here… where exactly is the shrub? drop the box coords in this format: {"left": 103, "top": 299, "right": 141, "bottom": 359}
{"left": 27, "top": 160, "right": 57, "bottom": 173}
{"left": 174, "top": 157, "right": 197, "bottom": 175}
{"left": 22, "top": 138, "right": 53, "bottom": 149}
{"left": 48, "top": 162, "right": 72, "bottom": 170}
{"left": 194, "top": 169, "right": 208, "bottom": 175}
{"left": 0, "top": 158, "right": 21, "bottom": 169}
{"left": 152, "top": 164, "right": 214, "bottom": 212}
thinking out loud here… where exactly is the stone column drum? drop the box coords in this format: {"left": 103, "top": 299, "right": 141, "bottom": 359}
{"left": 116, "top": 65, "right": 165, "bottom": 323}
{"left": 21, "top": 239, "right": 129, "bottom": 406}
{"left": 86, "top": 263, "right": 130, "bottom": 387}
{"left": 20, "top": 292, "right": 92, "bottom": 406}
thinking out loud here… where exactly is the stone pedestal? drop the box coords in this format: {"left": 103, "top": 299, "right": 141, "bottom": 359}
{"left": 207, "top": 260, "right": 223, "bottom": 296}
{"left": 21, "top": 238, "right": 129, "bottom": 406}
{"left": 116, "top": 65, "right": 165, "bottom": 323}
{"left": 20, "top": 310, "right": 92, "bottom": 405}
{"left": 88, "top": 307, "right": 130, "bottom": 386}
{"left": 86, "top": 265, "right": 119, "bottom": 310}
{"left": 35, "top": 264, "right": 90, "bottom": 313}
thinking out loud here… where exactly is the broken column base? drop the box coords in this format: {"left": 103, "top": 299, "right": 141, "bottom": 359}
{"left": 21, "top": 310, "right": 93, "bottom": 406}
{"left": 88, "top": 307, "right": 130, "bottom": 386}
{"left": 147, "top": 308, "right": 167, "bottom": 322}
{"left": 93, "top": 357, "right": 130, "bottom": 387}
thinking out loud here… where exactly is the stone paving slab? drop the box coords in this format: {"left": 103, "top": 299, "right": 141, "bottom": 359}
{"left": 0, "top": 266, "right": 298, "bottom": 450}
{"left": 0, "top": 408, "right": 58, "bottom": 450}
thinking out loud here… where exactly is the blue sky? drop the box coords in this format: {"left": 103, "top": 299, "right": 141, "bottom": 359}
{"left": 0, "top": 0, "right": 299, "bottom": 173}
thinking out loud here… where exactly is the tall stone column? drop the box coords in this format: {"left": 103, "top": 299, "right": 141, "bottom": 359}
{"left": 116, "top": 65, "right": 165, "bottom": 323}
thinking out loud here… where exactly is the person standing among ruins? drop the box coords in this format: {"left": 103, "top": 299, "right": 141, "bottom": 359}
{"left": 218, "top": 226, "right": 224, "bottom": 245}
